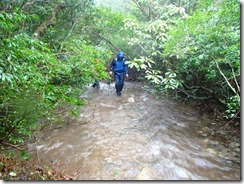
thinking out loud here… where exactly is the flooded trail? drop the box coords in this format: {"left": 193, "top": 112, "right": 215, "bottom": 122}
{"left": 28, "top": 82, "right": 240, "bottom": 180}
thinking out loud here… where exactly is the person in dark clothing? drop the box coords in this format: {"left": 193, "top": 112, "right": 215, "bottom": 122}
{"left": 91, "top": 58, "right": 101, "bottom": 89}
{"left": 91, "top": 80, "right": 100, "bottom": 89}
{"left": 109, "top": 51, "right": 129, "bottom": 96}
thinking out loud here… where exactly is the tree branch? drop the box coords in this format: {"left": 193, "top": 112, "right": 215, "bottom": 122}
{"left": 182, "top": 83, "right": 213, "bottom": 94}
{"left": 82, "top": 27, "right": 131, "bottom": 58}
{"left": 22, "top": 0, "right": 48, "bottom": 10}
{"left": 203, "top": 46, "right": 240, "bottom": 99}
{"left": 32, "top": 3, "right": 66, "bottom": 39}
{"left": 231, "top": 68, "right": 240, "bottom": 94}
{"left": 213, "top": 58, "right": 239, "bottom": 97}
{"left": 0, "top": 117, "right": 25, "bottom": 143}
{"left": 1, "top": 142, "right": 23, "bottom": 151}
{"left": 131, "top": 0, "right": 150, "bottom": 20}
{"left": 177, "top": 88, "right": 213, "bottom": 101}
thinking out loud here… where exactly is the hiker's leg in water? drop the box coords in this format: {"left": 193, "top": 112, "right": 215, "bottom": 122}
{"left": 91, "top": 80, "right": 100, "bottom": 88}
{"left": 115, "top": 73, "right": 125, "bottom": 96}
{"left": 95, "top": 80, "right": 100, "bottom": 89}
{"left": 116, "top": 74, "right": 124, "bottom": 94}
{"left": 119, "top": 73, "right": 125, "bottom": 92}
{"left": 114, "top": 74, "right": 120, "bottom": 94}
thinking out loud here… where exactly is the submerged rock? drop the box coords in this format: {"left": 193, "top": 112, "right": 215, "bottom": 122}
{"left": 136, "top": 167, "right": 158, "bottom": 180}
{"left": 128, "top": 97, "right": 135, "bottom": 103}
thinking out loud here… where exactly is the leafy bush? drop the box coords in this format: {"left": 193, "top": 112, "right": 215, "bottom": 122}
{"left": 163, "top": 0, "right": 240, "bottom": 118}
{"left": 0, "top": 8, "right": 110, "bottom": 148}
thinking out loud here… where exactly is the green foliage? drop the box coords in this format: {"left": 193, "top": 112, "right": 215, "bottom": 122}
{"left": 80, "top": 6, "right": 133, "bottom": 56}
{"left": 0, "top": 10, "right": 64, "bottom": 146}
{"left": 125, "top": 0, "right": 240, "bottom": 119}
{"left": 124, "top": 1, "right": 187, "bottom": 88}
{"left": 163, "top": 0, "right": 240, "bottom": 117}
{"left": 161, "top": 70, "right": 182, "bottom": 90}
{"left": 43, "top": 0, "right": 94, "bottom": 49}
{"left": 0, "top": 6, "right": 110, "bottom": 148}
{"left": 20, "top": 150, "right": 32, "bottom": 161}
{"left": 56, "top": 38, "right": 110, "bottom": 86}
{"left": 224, "top": 95, "right": 240, "bottom": 119}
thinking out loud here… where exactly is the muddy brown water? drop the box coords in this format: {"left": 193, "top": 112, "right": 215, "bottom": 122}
{"left": 27, "top": 82, "right": 240, "bottom": 180}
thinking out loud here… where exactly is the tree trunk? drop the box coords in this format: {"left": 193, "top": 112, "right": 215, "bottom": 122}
{"left": 32, "top": 3, "right": 66, "bottom": 39}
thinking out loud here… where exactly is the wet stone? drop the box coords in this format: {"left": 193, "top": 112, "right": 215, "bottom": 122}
{"left": 136, "top": 167, "right": 159, "bottom": 180}
{"left": 128, "top": 97, "right": 135, "bottom": 103}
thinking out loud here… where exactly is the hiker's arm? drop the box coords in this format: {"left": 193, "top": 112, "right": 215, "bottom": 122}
{"left": 109, "top": 60, "right": 115, "bottom": 75}
{"left": 124, "top": 62, "right": 129, "bottom": 77}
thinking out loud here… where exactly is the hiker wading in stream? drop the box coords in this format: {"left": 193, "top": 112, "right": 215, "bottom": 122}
{"left": 109, "top": 51, "right": 129, "bottom": 96}
{"left": 91, "top": 58, "right": 100, "bottom": 89}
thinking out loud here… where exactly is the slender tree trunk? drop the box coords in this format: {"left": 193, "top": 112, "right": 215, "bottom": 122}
{"left": 32, "top": 3, "right": 66, "bottom": 39}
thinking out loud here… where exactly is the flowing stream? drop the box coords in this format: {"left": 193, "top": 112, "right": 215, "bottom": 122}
{"left": 27, "top": 82, "right": 240, "bottom": 180}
